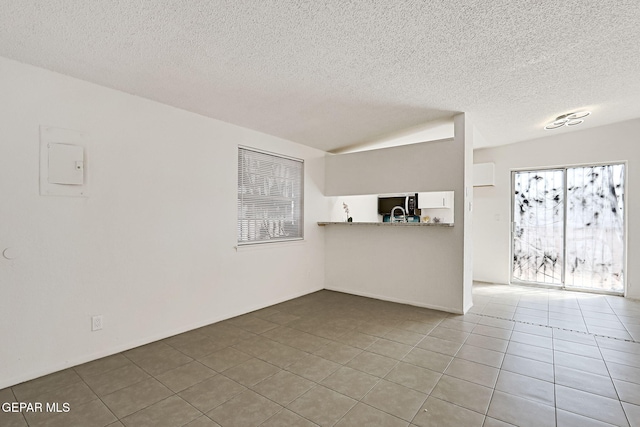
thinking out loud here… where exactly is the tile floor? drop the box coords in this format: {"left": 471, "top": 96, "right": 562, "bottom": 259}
{"left": 1, "top": 283, "right": 640, "bottom": 427}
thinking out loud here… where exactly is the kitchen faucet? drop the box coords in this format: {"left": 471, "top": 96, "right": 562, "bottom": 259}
{"left": 390, "top": 206, "right": 406, "bottom": 223}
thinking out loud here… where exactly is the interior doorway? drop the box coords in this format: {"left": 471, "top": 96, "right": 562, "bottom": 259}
{"left": 511, "top": 164, "right": 625, "bottom": 294}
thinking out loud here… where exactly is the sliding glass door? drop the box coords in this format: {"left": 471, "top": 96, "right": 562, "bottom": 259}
{"left": 512, "top": 164, "right": 625, "bottom": 294}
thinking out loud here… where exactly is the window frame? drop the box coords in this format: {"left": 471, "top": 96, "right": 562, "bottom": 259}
{"left": 237, "top": 145, "right": 304, "bottom": 246}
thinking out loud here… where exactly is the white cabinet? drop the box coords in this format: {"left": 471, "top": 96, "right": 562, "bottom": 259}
{"left": 418, "top": 191, "right": 453, "bottom": 209}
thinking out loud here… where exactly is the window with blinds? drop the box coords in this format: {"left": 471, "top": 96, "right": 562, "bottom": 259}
{"left": 237, "top": 146, "right": 304, "bottom": 244}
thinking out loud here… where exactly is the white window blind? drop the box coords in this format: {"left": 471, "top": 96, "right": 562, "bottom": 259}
{"left": 237, "top": 147, "right": 304, "bottom": 244}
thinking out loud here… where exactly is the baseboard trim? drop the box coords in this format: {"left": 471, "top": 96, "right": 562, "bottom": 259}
{"left": 324, "top": 286, "right": 463, "bottom": 314}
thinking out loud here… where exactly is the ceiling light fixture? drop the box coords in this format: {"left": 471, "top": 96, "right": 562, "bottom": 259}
{"left": 544, "top": 111, "right": 591, "bottom": 130}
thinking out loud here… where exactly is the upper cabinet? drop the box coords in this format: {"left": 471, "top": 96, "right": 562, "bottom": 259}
{"left": 418, "top": 191, "right": 454, "bottom": 209}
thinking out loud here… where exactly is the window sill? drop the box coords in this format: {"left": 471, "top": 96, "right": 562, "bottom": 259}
{"left": 234, "top": 239, "right": 305, "bottom": 252}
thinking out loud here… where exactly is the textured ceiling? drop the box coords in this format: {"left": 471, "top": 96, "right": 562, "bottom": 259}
{"left": 1, "top": 1, "right": 640, "bottom": 151}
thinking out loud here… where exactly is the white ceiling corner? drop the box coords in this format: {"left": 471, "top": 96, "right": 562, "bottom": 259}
{"left": 1, "top": 1, "right": 639, "bottom": 152}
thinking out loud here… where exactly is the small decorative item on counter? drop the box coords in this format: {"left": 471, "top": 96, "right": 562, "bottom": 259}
{"left": 343, "top": 202, "right": 352, "bottom": 222}
{"left": 422, "top": 216, "right": 430, "bottom": 223}
{"left": 432, "top": 217, "right": 441, "bottom": 223}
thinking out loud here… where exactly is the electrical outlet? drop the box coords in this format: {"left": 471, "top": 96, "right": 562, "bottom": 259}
{"left": 91, "top": 315, "right": 103, "bottom": 331}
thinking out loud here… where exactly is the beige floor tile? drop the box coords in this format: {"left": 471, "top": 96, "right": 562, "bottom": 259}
{"left": 556, "top": 385, "right": 629, "bottom": 426}
{"left": 288, "top": 385, "right": 357, "bottom": 426}
{"left": 554, "top": 339, "right": 603, "bottom": 359}
{"left": 229, "top": 336, "right": 277, "bottom": 358}
{"left": 622, "top": 402, "right": 640, "bottom": 427}
{"left": 605, "top": 361, "right": 640, "bottom": 384}
{"left": 465, "top": 334, "right": 509, "bottom": 352}
{"left": 430, "top": 375, "right": 493, "bottom": 414}
{"left": 487, "top": 390, "right": 555, "bottom": 427}
{"left": 439, "top": 318, "right": 476, "bottom": 333}
{"left": 198, "top": 323, "right": 256, "bottom": 347}
{"left": 83, "top": 364, "right": 150, "bottom": 397}
{"left": 455, "top": 344, "right": 504, "bottom": 368}
{"left": 444, "top": 358, "right": 499, "bottom": 388}
{"left": 121, "top": 395, "right": 201, "bottom": 427}
{"left": 227, "top": 314, "right": 279, "bottom": 334}
{"left": 25, "top": 398, "right": 116, "bottom": 427}
{"left": 259, "top": 409, "right": 318, "bottom": 427}
{"left": 361, "top": 379, "right": 427, "bottom": 422}
{"left": 415, "top": 336, "right": 462, "bottom": 356}
{"left": 366, "top": 338, "right": 413, "bottom": 360}
{"left": 601, "top": 347, "right": 640, "bottom": 369}
{"left": 513, "top": 323, "right": 552, "bottom": 338}
{"left": 198, "top": 347, "right": 252, "bottom": 372}
{"left": 178, "top": 374, "right": 245, "bottom": 413}
{"left": 472, "top": 324, "right": 514, "bottom": 340}
{"left": 500, "top": 354, "right": 554, "bottom": 382}
{"left": 12, "top": 369, "right": 83, "bottom": 401}
{"left": 164, "top": 334, "right": 221, "bottom": 359}
{"left": 614, "top": 379, "right": 640, "bottom": 406}
{"left": 0, "top": 410, "right": 28, "bottom": 427}
{"left": 284, "top": 331, "right": 332, "bottom": 353}
{"left": 101, "top": 377, "right": 172, "bottom": 418}
{"left": 402, "top": 348, "right": 452, "bottom": 373}
{"left": 156, "top": 361, "right": 215, "bottom": 392}
{"left": 397, "top": 320, "right": 438, "bottom": 335}
{"left": 313, "top": 341, "right": 362, "bottom": 364}
{"left": 553, "top": 329, "right": 597, "bottom": 345}
{"left": 334, "top": 330, "right": 380, "bottom": 349}
{"left": 24, "top": 380, "right": 98, "bottom": 408}
{"left": 506, "top": 341, "right": 553, "bottom": 363}
{"left": 555, "top": 351, "right": 609, "bottom": 376}
{"left": 223, "top": 358, "right": 280, "bottom": 386}
{"left": 286, "top": 354, "right": 340, "bottom": 382}
{"left": 384, "top": 362, "right": 441, "bottom": 394}
{"left": 207, "top": 389, "right": 281, "bottom": 427}
{"left": 412, "top": 396, "right": 484, "bottom": 427}
{"left": 357, "top": 322, "right": 395, "bottom": 337}
{"left": 555, "top": 365, "right": 618, "bottom": 399}
{"left": 495, "top": 370, "right": 554, "bottom": 406}
{"left": 428, "top": 326, "right": 469, "bottom": 343}
{"left": 74, "top": 354, "right": 133, "bottom": 379}
{"left": 125, "top": 344, "right": 194, "bottom": 376}
{"left": 483, "top": 417, "right": 517, "bottom": 427}
{"left": 321, "top": 366, "right": 379, "bottom": 400}
{"left": 346, "top": 351, "right": 398, "bottom": 377}
{"left": 476, "top": 317, "right": 515, "bottom": 331}
{"left": 335, "top": 403, "right": 409, "bottom": 427}
{"left": 510, "top": 331, "right": 553, "bottom": 349}
{"left": 383, "top": 328, "right": 425, "bottom": 346}
{"left": 254, "top": 341, "right": 309, "bottom": 369}
{"left": 596, "top": 337, "right": 640, "bottom": 355}
{"left": 252, "top": 370, "right": 314, "bottom": 405}
{"left": 556, "top": 409, "right": 620, "bottom": 427}
{"left": 183, "top": 416, "right": 221, "bottom": 427}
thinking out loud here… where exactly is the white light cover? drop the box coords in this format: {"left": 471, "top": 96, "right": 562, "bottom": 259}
{"left": 544, "top": 111, "right": 590, "bottom": 130}
{"left": 566, "top": 111, "right": 591, "bottom": 120}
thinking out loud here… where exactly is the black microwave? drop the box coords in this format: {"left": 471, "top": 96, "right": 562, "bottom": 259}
{"left": 377, "top": 193, "right": 418, "bottom": 216}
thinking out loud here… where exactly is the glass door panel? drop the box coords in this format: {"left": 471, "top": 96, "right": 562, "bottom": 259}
{"left": 565, "top": 165, "right": 625, "bottom": 292}
{"left": 512, "top": 170, "right": 564, "bottom": 286}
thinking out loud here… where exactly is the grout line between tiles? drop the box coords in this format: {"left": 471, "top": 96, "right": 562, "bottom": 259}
{"left": 470, "top": 312, "right": 638, "bottom": 344}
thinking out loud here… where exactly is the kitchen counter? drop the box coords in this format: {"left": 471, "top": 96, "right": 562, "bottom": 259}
{"left": 317, "top": 222, "right": 453, "bottom": 227}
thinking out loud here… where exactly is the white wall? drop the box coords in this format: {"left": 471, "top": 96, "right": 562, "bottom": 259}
{"left": 473, "top": 119, "right": 640, "bottom": 299}
{"left": 0, "top": 57, "right": 328, "bottom": 388}
{"left": 323, "top": 115, "right": 474, "bottom": 313}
